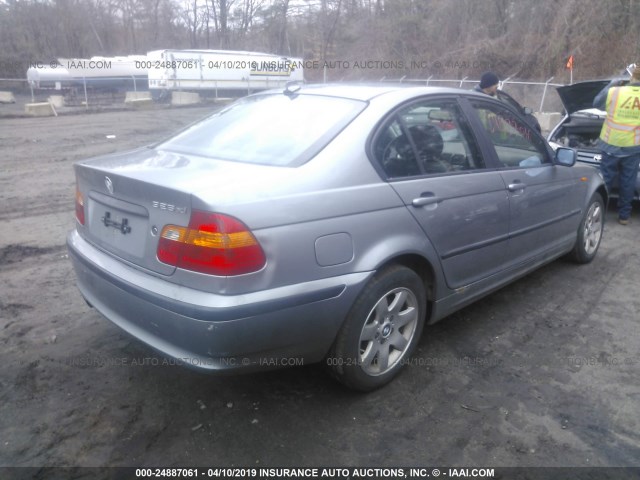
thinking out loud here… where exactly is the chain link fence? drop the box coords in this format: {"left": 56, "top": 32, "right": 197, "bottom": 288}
{"left": 379, "top": 77, "right": 565, "bottom": 113}
{"left": 1, "top": 75, "right": 568, "bottom": 119}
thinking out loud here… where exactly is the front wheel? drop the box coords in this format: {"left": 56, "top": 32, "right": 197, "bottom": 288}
{"left": 327, "top": 265, "right": 426, "bottom": 391}
{"left": 570, "top": 192, "right": 604, "bottom": 263}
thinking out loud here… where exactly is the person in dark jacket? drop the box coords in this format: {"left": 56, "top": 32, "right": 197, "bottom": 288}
{"left": 473, "top": 72, "right": 500, "bottom": 97}
{"left": 472, "top": 71, "right": 542, "bottom": 133}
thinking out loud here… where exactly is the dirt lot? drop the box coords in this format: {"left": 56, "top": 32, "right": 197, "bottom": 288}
{"left": 0, "top": 104, "right": 639, "bottom": 471}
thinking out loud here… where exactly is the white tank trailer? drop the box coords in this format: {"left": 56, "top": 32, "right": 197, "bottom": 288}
{"left": 146, "top": 49, "right": 304, "bottom": 99}
{"left": 26, "top": 64, "right": 76, "bottom": 90}
{"left": 27, "top": 56, "right": 148, "bottom": 91}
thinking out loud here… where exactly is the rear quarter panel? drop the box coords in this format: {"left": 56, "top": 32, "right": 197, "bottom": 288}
{"left": 184, "top": 91, "right": 448, "bottom": 297}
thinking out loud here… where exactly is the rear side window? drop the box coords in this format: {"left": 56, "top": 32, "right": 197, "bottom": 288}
{"left": 373, "top": 100, "right": 484, "bottom": 179}
{"left": 159, "top": 94, "right": 366, "bottom": 166}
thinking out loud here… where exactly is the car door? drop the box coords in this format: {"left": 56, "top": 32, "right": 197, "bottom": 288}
{"left": 371, "top": 97, "right": 510, "bottom": 289}
{"left": 467, "top": 99, "right": 580, "bottom": 265}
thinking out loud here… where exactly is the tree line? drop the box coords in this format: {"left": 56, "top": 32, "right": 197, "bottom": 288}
{"left": 1, "top": 0, "right": 639, "bottom": 83}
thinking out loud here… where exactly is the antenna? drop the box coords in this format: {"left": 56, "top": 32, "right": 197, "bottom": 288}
{"left": 284, "top": 81, "right": 303, "bottom": 96}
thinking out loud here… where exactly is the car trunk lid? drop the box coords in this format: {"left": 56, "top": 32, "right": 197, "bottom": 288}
{"left": 75, "top": 148, "right": 200, "bottom": 275}
{"left": 75, "top": 146, "right": 299, "bottom": 277}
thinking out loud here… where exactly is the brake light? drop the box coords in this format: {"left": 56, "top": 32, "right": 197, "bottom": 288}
{"left": 75, "top": 188, "right": 85, "bottom": 225}
{"left": 157, "top": 211, "right": 266, "bottom": 276}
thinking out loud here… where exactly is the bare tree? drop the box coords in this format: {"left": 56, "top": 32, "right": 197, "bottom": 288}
{"left": 277, "top": 0, "right": 290, "bottom": 54}
{"left": 182, "top": 0, "right": 202, "bottom": 48}
{"left": 2, "top": 0, "right": 640, "bottom": 82}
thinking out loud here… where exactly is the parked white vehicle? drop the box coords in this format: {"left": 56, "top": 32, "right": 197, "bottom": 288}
{"left": 146, "top": 49, "right": 304, "bottom": 98}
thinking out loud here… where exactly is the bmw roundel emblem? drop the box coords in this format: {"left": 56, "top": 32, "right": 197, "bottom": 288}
{"left": 105, "top": 176, "right": 114, "bottom": 194}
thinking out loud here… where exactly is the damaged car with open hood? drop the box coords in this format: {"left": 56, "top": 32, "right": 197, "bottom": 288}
{"left": 548, "top": 66, "right": 640, "bottom": 198}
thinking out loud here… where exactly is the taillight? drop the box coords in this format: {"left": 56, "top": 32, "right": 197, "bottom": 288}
{"left": 157, "top": 210, "right": 266, "bottom": 276}
{"left": 75, "top": 188, "right": 85, "bottom": 225}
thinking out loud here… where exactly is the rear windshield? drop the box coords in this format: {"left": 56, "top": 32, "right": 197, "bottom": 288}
{"left": 158, "top": 93, "right": 367, "bottom": 166}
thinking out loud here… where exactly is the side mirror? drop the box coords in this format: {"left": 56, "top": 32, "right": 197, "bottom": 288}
{"left": 555, "top": 147, "right": 576, "bottom": 167}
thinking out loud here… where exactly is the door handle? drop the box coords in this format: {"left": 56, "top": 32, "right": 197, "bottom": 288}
{"left": 412, "top": 194, "right": 439, "bottom": 207}
{"left": 508, "top": 182, "right": 527, "bottom": 192}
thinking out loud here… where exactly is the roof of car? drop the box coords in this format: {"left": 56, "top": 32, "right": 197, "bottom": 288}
{"left": 258, "top": 83, "right": 486, "bottom": 102}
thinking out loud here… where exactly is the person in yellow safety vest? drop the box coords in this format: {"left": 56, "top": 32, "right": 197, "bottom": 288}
{"left": 593, "top": 66, "right": 640, "bottom": 225}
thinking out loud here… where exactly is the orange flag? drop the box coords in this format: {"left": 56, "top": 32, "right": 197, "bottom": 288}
{"left": 566, "top": 55, "right": 574, "bottom": 69}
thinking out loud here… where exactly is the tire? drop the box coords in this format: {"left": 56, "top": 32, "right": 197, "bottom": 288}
{"left": 570, "top": 192, "right": 604, "bottom": 264}
{"left": 327, "top": 265, "right": 426, "bottom": 391}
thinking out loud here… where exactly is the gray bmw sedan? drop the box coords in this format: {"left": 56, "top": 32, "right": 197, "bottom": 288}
{"left": 68, "top": 84, "right": 606, "bottom": 391}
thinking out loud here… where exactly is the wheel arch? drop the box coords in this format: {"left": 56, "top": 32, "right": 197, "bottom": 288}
{"left": 374, "top": 253, "right": 439, "bottom": 323}
{"left": 596, "top": 184, "right": 609, "bottom": 210}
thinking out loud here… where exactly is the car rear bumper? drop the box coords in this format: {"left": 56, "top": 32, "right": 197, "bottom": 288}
{"left": 67, "top": 229, "right": 371, "bottom": 373}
